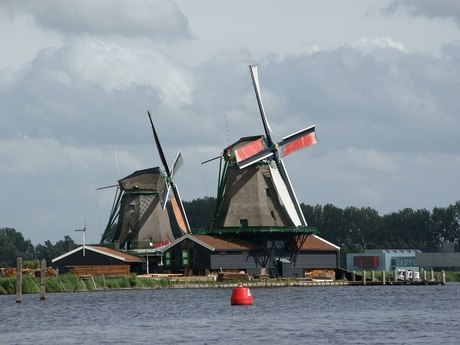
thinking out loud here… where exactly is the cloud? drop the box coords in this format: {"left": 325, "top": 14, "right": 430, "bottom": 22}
{"left": 384, "top": 0, "right": 460, "bottom": 29}
{"left": 1, "top": 0, "right": 193, "bottom": 40}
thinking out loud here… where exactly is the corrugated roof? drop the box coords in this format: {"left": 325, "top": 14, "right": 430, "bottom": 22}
{"left": 193, "top": 235, "right": 262, "bottom": 250}
{"left": 300, "top": 235, "right": 340, "bottom": 251}
{"left": 52, "top": 245, "right": 144, "bottom": 263}
{"left": 91, "top": 246, "right": 145, "bottom": 262}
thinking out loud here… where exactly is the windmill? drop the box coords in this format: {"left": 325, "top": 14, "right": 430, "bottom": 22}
{"left": 212, "top": 64, "right": 317, "bottom": 230}
{"left": 206, "top": 65, "right": 318, "bottom": 269}
{"left": 99, "top": 112, "right": 190, "bottom": 250}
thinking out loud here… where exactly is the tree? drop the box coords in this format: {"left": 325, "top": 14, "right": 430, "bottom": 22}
{"left": 35, "top": 236, "right": 74, "bottom": 266}
{"left": 0, "top": 227, "right": 35, "bottom": 267}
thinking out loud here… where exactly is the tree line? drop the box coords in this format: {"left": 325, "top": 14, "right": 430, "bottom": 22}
{"left": 0, "top": 227, "right": 73, "bottom": 268}
{"left": 2, "top": 199, "right": 459, "bottom": 268}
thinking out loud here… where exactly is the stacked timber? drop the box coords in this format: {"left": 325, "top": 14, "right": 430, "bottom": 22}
{"left": 1, "top": 267, "right": 57, "bottom": 278}
{"left": 217, "top": 272, "right": 249, "bottom": 281}
{"left": 69, "top": 265, "right": 130, "bottom": 277}
{"left": 305, "top": 269, "right": 335, "bottom": 280}
{"left": 34, "top": 267, "right": 58, "bottom": 277}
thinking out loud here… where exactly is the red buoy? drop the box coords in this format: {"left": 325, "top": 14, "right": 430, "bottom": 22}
{"left": 231, "top": 283, "right": 253, "bottom": 305}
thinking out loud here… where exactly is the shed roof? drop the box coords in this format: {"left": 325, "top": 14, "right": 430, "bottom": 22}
{"left": 299, "top": 235, "right": 340, "bottom": 251}
{"left": 163, "top": 234, "right": 262, "bottom": 252}
{"left": 52, "top": 246, "right": 145, "bottom": 263}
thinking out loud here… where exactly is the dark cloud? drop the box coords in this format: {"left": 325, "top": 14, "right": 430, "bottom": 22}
{"left": 0, "top": 0, "right": 193, "bottom": 40}
{"left": 384, "top": 0, "right": 460, "bottom": 29}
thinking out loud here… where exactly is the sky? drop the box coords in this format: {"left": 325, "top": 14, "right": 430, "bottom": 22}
{"left": 1, "top": 0, "right": 460, "bottom": 246}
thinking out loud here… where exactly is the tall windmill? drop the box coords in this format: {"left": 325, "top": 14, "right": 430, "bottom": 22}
{"left": 147, "top": 110, "right": 191, "bottom": 235}
{"left": 205, "top": 65, "right": 318, "bottom": 269}
{"left": 212, "top": 64, "right": 318, "bottom": 230}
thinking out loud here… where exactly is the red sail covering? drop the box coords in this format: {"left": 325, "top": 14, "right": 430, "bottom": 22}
{"left": 234, "top": 138, "right": 264, "bottom": 162}
{"left": 281, "top": 131, "right": 317, "bottom": 157}
{"left": 170, "top": 195, "right": 188, "bottom": 235}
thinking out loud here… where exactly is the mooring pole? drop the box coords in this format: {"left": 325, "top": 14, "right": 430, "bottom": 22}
{"left": 40, "top": 259, "right": 46, "bottom": 300}
{"left": 16, "top": 258, "right": 22, "bottom": 303}
{"left": 381, "top": 271, "right": 385, "bottom": 285}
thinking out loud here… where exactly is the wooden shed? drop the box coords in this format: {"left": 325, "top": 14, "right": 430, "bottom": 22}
{"left": 52, "top": 246, "right": 144, "bottom": 276}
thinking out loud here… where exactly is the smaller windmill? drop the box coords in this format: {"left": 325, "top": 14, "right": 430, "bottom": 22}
{"left": 147, "top": 110, "right": 191, "bottom": 235}
{"left": 99, "top": 112, "right": 190, "bottom": 249}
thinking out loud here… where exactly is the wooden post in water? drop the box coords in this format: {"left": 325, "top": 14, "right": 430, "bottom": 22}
{"left": 363, "top": 270, "right": 366, "bottom": 285}
{"left": 16, "top": 258, "right": 22, "bottom": 303}
{"left": 423, "top": 269, "right": 427, "bottom": 282}
{"left": 40, "top": 259, "right": 46, "bottom": 300}
{"left": 442, "top": 270, "right": 446, "bottom": 285}
{"left": 393, "top": 270, "right": 397, "bottom": 282}
{"left": 370, "top": 271, "right": 375, "bottom": 282}
{"left": 430, "top": 270, "right": 434, "bottom": 281}
{"left": 351, "top": 271, "right": 356, "bottom": 282}
{"left": 382, "top": 271, "right": 385, "bottom": 285}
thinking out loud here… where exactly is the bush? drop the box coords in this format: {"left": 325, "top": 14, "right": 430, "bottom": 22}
{"left": 22, "top": 275, "right": 40, "bottom": 293}
{"left": 23, "top": 260, "right": 40, "bottom": 269}
{"left": 0, "top": 276, "right": 16, "bottom": 294}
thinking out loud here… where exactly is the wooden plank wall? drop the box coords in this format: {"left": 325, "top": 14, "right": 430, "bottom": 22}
{"left": 69, "top": 265, "right": 130, "bottom": 276}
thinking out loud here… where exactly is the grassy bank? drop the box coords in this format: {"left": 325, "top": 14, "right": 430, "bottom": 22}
{"left": 1, "top": 271, "right": 459, "bottom": 295}
{"left": 0, "top": 273, "right": 177, "bottom": 294}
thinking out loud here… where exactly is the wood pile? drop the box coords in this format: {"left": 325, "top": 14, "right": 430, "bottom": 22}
{"left": 305, "top": 269, "right": 335, "bottom": 280}
{"left": 1, "top": 267, "right": 57, "bottom": 278}
{"left": 69, "top": 265, "right": 130, "bottom": 277}
{"left": 217, "top": 272, "right": 249, "bottom": 281}
{"left": 34, "top": 267, "right": 58, "bottom": 277}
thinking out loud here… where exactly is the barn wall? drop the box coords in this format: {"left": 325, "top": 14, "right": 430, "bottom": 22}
{"left": 294, "top": 251, "right": 338, "bottom": 269}
{"left": 210, "top": 252, "right": 261, "bottom": 274}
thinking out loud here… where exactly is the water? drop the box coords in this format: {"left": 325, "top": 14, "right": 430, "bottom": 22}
{"left": 1, "top": 283, "right": 459, "bottom": 344}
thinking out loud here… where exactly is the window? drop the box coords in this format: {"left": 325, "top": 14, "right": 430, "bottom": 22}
{"left": 266, "top": 188, "right": 270, "bottom": 197}
{"left": 129, "top": 204, "right": 135, "bottom": 214}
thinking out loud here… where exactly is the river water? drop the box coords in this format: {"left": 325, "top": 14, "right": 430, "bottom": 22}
{"left": 1, "top": 283, "right": 459, "bottom": 344}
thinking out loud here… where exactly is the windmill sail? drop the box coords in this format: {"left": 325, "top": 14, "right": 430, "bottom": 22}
{"left": 269, "top": 164, "right": 304, "bottom": 226}
{"left": 278, "top": 125, "right": 317, "bottom": 158}
{"left": 246, "top": 64, "right": 316, "bottom": 227}
{"left": 147, "top": 111, "right": 191, "bottom": 235}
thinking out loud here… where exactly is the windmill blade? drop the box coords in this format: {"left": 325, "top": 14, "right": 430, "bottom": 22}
{"left": 275, "top": 159, "right": 307, "bottom": 227}
{"left": 147, "top": 110, "right": 171, "bottom": 177}
{"left": 234, "top": 137, "right": 265, "bottom": 163}
{"left": 202, "top": 155, "right": 221, "bottom": 165}
{"left": 249, "top": 64, "right": 274, "bottom": 146}
{"left": 237, "top": 147, "right": 273, "bottom": 169}
{"left": 96, "top": 184, "right": 118, "bottom": 190}
{"left": 160, "top": 182, "right": 171, "bottom": 210}
{"left": 170, "top": 184, "right": 191, "bottom": 234}
{"left": 170, "top": 150, "right": 184, "bottom": 179}
{"left": 278, "top": 125, "right": 318, "bottom": 158}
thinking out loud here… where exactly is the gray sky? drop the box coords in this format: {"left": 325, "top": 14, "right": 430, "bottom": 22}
{"left": 1, "top": 0, "right": 460, "bottom": 246}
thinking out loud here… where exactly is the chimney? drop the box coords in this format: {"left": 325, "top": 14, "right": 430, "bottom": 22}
{"left": 114, "top": 240, "right": 120, "bottom": 251}
{"left": 64, "top": 239, "right": 74, "bottom": 252}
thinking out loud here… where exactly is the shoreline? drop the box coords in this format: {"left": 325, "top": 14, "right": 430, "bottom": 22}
{"left": 1, "top": 277, "right": 447, "bottom": 296}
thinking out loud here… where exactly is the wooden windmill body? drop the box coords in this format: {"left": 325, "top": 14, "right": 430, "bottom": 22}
{"left": 113, "top": 167, "right": 177, "bottom": 249}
